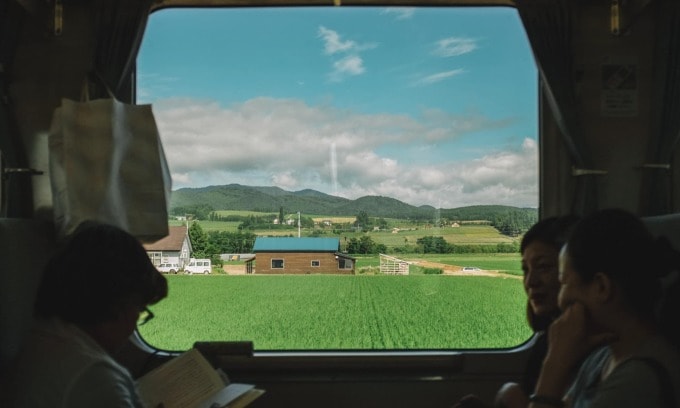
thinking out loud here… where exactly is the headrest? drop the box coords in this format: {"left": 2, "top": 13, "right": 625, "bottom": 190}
{"left": 642, "top": 213, "right": 680, "bottom": 250}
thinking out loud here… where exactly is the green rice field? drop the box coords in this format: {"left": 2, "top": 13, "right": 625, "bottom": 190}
{"left": 138, "top": 274, "right": 531, "bottom": 351}
{"left": 355, "top": 253, "right": 523, "bottom": 275}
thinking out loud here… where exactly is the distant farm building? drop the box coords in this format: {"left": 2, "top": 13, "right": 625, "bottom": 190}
{"left": 248, "top": 237, "right": 355, "bottom": 275}
{"left": 379, "top": 254, "right": 409, "bottom": 275}
{"left": 143, "top": 226, "right": 192, "bottom": 269}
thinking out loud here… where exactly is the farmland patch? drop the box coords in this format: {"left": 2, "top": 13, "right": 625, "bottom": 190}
{"left": 138, "top": 274, "right": 530, "bottom": 351}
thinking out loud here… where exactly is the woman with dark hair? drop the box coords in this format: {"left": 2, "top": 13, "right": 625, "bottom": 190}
{"left": 529, "top": 208, "right": 680, "bottom": 408}
{"left": 454, "top": 215, "right": 579, "bottom": 408}
{"left": 496, "top": 215, "right": 580, "bottom": 407}
{"left": 9, "top": 221, "right": 168, "bottom": 408}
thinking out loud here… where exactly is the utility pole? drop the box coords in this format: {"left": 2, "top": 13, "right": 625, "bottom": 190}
{"left": 298, "top": 211, "right": 301, "bottom": 238}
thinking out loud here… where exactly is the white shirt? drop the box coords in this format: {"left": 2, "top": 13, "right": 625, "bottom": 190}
{"left": 9, "top": 318, "right": 145, "bottom": 408}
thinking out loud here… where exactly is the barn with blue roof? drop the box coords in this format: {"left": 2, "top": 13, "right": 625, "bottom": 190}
{"left": 247, "top": 237, "right": 355, "bottom": 274}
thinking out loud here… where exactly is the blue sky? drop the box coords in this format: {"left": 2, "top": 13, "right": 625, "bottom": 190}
{"left": 138, "top": 6, "right": 538, "bottom": 209}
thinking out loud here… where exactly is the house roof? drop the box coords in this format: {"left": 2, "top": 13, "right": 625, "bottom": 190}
{"left": 253, "top": 237, "right": 340, "bottom": 252}
{"left": 143, "top": 226, "right": 189, "bottom": 251}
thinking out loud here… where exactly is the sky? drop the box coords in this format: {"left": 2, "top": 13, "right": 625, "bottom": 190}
{"left": 137, "top": 6, "right": 538, "bottom": 209}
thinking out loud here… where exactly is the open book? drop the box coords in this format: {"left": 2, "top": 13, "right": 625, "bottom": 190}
{"left": 136, "top": 348, "right": 265, "bottom": 408}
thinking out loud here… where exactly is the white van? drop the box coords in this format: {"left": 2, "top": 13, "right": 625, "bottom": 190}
{"left": 157, "top": 263, "right": 180, "bottom": 274}
{"left": 185, "top": 259, "right": 212, "bottom": 275}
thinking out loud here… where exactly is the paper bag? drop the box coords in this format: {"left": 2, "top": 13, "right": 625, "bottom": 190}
{"left": 48, "top": 96, "right": 171, "bottom": 242}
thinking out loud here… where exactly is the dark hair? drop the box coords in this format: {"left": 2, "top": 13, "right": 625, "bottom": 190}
{"left": 565, "top": 208, "right": 679, "bottom": 326}
{"left": 521, "top": 215, "right": 580, "bottom": 331}
{"left": 34, "top": 221, "right": 168, "bottom": 326}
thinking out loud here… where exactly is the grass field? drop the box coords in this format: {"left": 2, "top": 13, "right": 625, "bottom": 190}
{"left": 372, "top": 225, "right": 515, "bottom": 246}
{"left": 406, "top": 253, "right": 523, "bottom": 275}
{"left": 138, "top": 274, "right": 531, "bottom": 351}
{"left": 157, "top": 217, "right": 528, "bottom": 351}
{"left": 170, "top": 218, "right": 517, "bottom": 248}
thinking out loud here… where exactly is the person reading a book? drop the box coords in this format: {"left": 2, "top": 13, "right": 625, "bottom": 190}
{"left": 8, "top": 221, "right": 168, "bottom": 408}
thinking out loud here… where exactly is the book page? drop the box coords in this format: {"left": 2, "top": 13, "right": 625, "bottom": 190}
{"left": 137, "top": 348, "right": 226, "bottom": 408}
{"left": 227, "top": 389, "right": 266, "bottom": 408}
{"left": 195, "top": 383, "right": 264, "bottom": 408}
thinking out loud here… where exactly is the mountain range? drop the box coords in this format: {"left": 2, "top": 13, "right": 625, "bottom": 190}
{"left": 170, "top": 184, "right": 537, "bottom": 221}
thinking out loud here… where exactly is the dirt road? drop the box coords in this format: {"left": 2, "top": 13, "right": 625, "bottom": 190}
{"left": 222, "top": 264, "right": 247, "bottom": 275}
{"left": 409, "top": 260, "right": 521, "bottom": 279}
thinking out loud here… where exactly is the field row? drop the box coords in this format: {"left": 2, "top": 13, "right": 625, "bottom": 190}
{"left": 138, "top": 274, "right": 531, "bottom": 351}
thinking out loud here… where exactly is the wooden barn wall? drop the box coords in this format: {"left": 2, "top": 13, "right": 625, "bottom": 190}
{"left": 255, "top": 252, "right": 353, "bottom": 274}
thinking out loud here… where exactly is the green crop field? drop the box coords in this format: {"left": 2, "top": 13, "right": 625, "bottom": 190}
{"left": 138, "top": 274, "right": 531, "bottom": 351}
{"left": 157, "top": 216, "right": 528, "bottom": 351}
{"left": 169, "top": 219, "right": 518, "bottom": 249}
{"left": 409, "top": 253, "right": 524, "bottom": 275}
{"left": 370, "top": 225, "right": 515, "bottom": 246}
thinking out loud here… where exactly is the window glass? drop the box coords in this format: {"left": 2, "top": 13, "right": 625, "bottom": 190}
{"left": 338, "top": 259, "right": 353, "bottom": 270}
{"left": 272, "top": 259, "right": 285, "bottom": 269}
{"left": 137, "top": 6, "right": 538, "bottom": 351}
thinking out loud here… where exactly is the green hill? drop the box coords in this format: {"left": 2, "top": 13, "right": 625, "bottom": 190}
{"left": 170, "top": 184, "right": 538, "bottom": 234}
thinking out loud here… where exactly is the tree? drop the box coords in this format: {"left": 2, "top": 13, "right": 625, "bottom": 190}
{"left": 188, "top": 222, "right": 209, "bottom": 258}
{"left": 345, "top": 235, "right": 381, "bottom": 254}
{"left": 347, "top": 237, "right": 360, "bottom": 254}
{"left": 206, "top": 230, "right": 256, "bottom": 253}
{"left": 416, "top": 236, "right": 453, "bottom": 253}
{"left": 354, "top": 211, "right": 370, "bottom": 230}
{"left": 358, "top": 235, "right": 375, "bottom": 254}
{"left": 171, "top": 204, "right": 214, "bottom": 220}
{"left": 279, "top": 206, "right": 284, "bottom": 224}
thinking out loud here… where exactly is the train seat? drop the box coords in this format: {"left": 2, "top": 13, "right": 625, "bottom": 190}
{"left": 0, "top": 219, "right": 57, "bottom": 391}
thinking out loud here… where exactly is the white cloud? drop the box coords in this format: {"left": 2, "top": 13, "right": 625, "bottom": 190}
{"left": 330, "top": 55, "right": 366, "bottom": 80}
{"left": 136, "top": 72, "right": 180, "bottom": 102}
{"left": 153, "top": 97, "right": 537, "bottom": 208}
{"left": 380, "top": 7, "right": 415, "bottom": 20}
{"left": 271, "top": 171, "right": 299, "bottom": 190}
{"left": 414, "top": 69, "right": 465, "bottom": 86}
{"left": 318, "top": 26, "right": 377, "bottom": 82}
{"left": 318, "top": 26, "right": 356, "bottom": 55}
{"left": 433, "top": 37, "right": 477, "bottom": 57}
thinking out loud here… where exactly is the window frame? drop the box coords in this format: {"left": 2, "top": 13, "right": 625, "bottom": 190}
{"left": 135, "top": 3, "right": 538, "bottom": 355}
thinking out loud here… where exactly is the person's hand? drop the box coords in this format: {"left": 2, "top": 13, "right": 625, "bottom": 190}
{"left": 495, "top": 382, "right": 528, "bottom": 408}
{"left": 545, "top": 302, "right": 615, "bottom": 370}
{"left": 451, "top": 394, "right": 492, "bottom": 408}
{"left": 532, "top": 302, "right": 617, "bottom": 400}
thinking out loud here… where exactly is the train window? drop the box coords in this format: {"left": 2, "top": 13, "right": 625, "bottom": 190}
{"left": 137, "top": 6, "right": 538, "bottom": 351}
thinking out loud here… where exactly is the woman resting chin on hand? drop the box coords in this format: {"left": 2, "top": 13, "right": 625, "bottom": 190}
{"left": 529, "top": 209, "right": 680, "bottom": 408}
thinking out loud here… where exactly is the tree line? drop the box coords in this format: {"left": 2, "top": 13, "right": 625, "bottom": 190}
{"left": 172, "top": 205, "right": 537, "bottom": 238}
{"left": 184, "top": 206, "right": 535, "bottom": 262}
